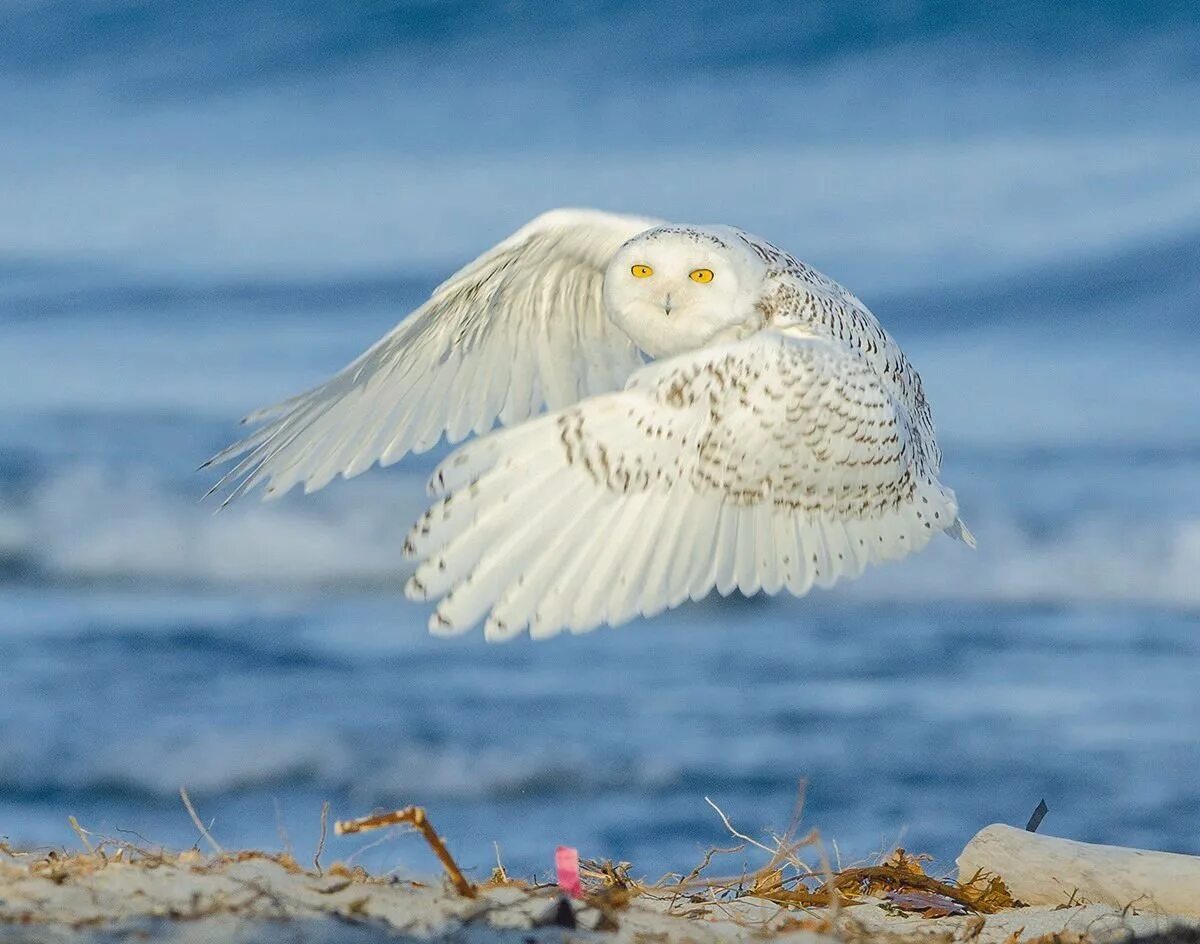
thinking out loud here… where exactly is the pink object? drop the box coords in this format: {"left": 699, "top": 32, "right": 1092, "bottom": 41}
{"left": 555, "top": 845, "right": 584, "bottom": 898}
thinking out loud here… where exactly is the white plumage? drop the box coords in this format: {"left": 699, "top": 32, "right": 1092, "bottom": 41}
{"left": 205, "top": 209, "right": 656, "bottom": 502}
{"left": 207, "top": 208, "right": 973, "bottom": 638}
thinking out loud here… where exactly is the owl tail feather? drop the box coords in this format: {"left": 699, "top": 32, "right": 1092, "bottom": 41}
{"left": 946, "top": 517, "right": 977, "bottom": 549}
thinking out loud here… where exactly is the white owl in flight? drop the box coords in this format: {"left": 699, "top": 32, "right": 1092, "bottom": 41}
{"left": 207, "top": 209, "right": 973, "bottom": 639}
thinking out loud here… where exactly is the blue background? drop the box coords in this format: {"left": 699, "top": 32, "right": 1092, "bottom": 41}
{"left": 1, "top": 1, "right": 1198, "bottom": 881}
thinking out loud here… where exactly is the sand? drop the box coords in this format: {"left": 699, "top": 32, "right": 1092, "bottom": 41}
{"left": 3, "top": 844, "right": 1198, "bottom": 944}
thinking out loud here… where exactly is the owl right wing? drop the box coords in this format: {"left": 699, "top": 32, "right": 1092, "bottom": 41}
{"left": 204, "top": 208, "right": 660, "bottom": 503}
{"left": 405, "top": 330, "right": 972, "bottom": 641}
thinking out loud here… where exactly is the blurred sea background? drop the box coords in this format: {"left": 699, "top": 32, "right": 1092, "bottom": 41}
{"left": 2, "top": 1, "right": 1199, "bottom": 879}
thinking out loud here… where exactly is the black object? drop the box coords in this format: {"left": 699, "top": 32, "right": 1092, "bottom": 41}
{"left": 533, "top": 896, "right": 577, "bottom": 930}
{"left": 1025, "top": 799, "right": 1049, "bottom": 832}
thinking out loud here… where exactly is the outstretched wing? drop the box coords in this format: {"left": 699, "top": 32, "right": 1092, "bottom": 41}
{"left": 205, "top": 208, "right": 659, "bottom": 502}
{"left": 405, "top": 331, "right": 971, "bottom": 641}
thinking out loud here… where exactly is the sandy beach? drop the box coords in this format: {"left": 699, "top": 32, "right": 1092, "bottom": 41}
{"left": 3, "top": 849, "right": 1195, "bottom": 943}
{"left": 4, "top": 821, "right": 1199, "bottom": 944}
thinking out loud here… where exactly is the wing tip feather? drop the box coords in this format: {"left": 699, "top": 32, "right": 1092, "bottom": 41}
{"left": 946, "top": 517, "right": 977, "bottom": 548}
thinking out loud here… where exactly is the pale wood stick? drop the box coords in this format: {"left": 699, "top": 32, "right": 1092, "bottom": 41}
{"left": 957, "top": 824, "right": 1200, "bottom": 917}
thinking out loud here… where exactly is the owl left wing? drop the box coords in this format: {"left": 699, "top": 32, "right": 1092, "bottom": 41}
{"left": 404, "top": 330, "right": 970, "bottom": 640}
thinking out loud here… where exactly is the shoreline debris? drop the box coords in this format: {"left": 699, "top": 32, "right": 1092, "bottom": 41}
{"left": 333, "top": 804, "right": 475, "bottom": 898}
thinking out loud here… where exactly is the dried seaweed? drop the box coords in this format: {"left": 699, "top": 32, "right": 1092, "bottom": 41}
{"left": 822, "top": 849, "right": 1017, "bottom": 915}
{"left": 0, "top": 796, "right": 1054, "bottom": 942}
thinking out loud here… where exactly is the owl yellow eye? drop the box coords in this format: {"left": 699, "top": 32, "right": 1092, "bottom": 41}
{"left": 631, "top": 264, "right": 654, "bottom": 278}
{"left": 689, "top": 268, "right": 715, "bottom": 283}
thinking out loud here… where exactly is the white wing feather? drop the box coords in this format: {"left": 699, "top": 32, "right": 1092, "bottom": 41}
{"left": 205, "top": 208, "right": 659, "bottom": 502}
{"left": 405, "top": 330, "right": 970, "bottom": 639}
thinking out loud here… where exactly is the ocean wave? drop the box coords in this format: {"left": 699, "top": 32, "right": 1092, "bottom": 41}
{"left": 4, "top": 0, "right": 1199, "bottom": 299}
{"left": 0, "top": 464, "right": 424, "bottom": 589}
{"left": 5, "top": 1, "right": 1196, "bottom": 90}
{"left": 846, "top": 510, "right": 1200, "bottom": 612}
{"left": 0, "top": 734, "right": 682, "bottom": 806}
{"left": 5, "top": 130, "right": 1198, "bottom": 300}
{"left": 3, "top": 460, "right": 1199, "bottom": 611}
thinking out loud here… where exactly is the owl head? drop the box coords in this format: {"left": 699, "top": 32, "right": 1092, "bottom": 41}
{"left": 603, "top": 225, "right": 768, "bottom": 358}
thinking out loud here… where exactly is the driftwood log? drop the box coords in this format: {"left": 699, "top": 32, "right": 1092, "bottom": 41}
{"left": 958, "top": 824, "right": 1200, "bottom": 917}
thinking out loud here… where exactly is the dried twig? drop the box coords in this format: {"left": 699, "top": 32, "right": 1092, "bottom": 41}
{"left": 704, "top": 796, "right": 779, "bottom": 858}
{"left": 335, "top": 806, "right": 474, "bottom": 897}
{"left": 679, "top": 843, "right": 743, "bottom": 887}
{"left": 179, "top": 787, "right": 224, "bottom": 856}
{"left": 68, "top": 816, "right": 94, "bottom": 854}
{"left": 313, "top": 801, "right": 329, "bottom": 876}
{"left": 694, "top": 794, "right": 827, "bottom": 905}
{"left": 346, "top": 827, "right": 405, "bottom": 866}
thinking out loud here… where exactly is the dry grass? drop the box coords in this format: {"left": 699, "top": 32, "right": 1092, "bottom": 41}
{"left": 317, "top": 790, "right": 1018, "bottom": 931}
{"left": 570, "top": 795, "right": 1015, "bottom": 929}
{"left": 2, "top": 792, "right": 1028, "bottom": 940}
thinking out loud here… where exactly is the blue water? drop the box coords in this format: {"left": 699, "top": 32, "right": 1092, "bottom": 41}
{"left": 2, "top": 1, "right": 1199, "bottom": 883}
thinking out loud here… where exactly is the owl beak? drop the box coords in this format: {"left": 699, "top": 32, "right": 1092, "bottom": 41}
{"left": 662, "top": 293, "right": 673, "bottom": 316}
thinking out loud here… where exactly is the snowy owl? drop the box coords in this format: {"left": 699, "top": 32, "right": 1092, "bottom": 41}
{"left": 206, "top": 209, "right": 973, "bottom": 639}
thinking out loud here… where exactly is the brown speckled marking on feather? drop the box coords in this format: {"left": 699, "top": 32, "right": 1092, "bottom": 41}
{"left": 555, "top": 337, "right": 926, "bottom": 518}
{"left": 749, "top": 246, "right": 941, "bottom": 473}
